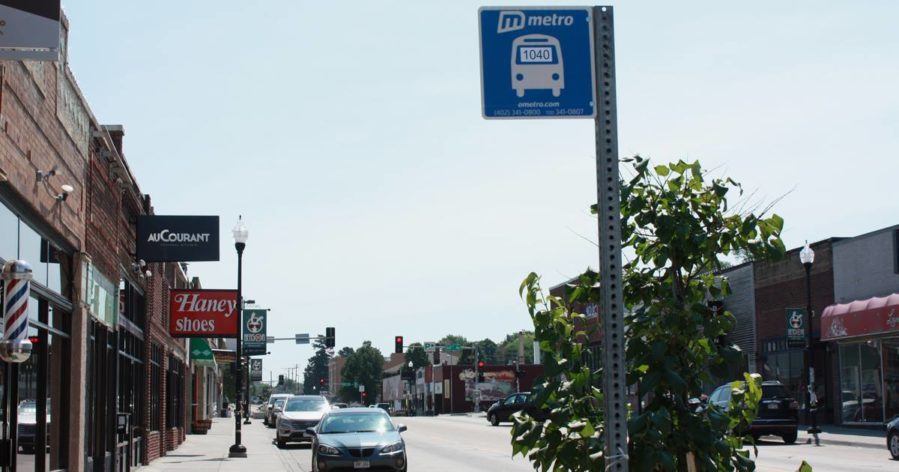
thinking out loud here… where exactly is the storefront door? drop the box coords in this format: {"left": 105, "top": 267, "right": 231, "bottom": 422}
{"left": 882, "top": 338, "right": 899, "bottom": 422}
{"left": 839, "top": 342, "right": 884, "bottom": 424}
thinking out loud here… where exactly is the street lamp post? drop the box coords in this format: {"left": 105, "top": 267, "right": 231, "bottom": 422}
{"left": 407, "top": 361, "right": 413, "bottom": 415}
{"left": 228, "top": 216, "right": 249, "bottom": 458}
{"left": 799, "top": 241, "right": 820, "bottom": 445}
{"left": 244, "top": 300, "right": 256, "bottom": 425}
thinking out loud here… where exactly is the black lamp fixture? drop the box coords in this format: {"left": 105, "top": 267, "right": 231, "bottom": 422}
{"left": 799, "top": 241, "right": 821, "bottom": 444}
{"left": 228, "top": 216, "right": 249, "bottom": 458}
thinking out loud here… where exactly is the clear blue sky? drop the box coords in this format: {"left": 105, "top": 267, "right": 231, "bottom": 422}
{"left": 62, "top": 1, "right": 899, "bottom": 380}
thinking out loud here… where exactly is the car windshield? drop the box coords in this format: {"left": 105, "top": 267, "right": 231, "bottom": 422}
{"left": 319, "top": 413, "right": 396, "bottom": 434}
{"left": 285, "top": 398, "right": 327, "bottom": 412}
{"left": 762, "top": 385, "right": 790, "bottom": 399}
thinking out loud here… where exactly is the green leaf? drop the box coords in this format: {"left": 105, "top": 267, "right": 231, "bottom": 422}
{"left": 579, "top": 421, "right": 595, "bottom": 438}
{"left": 655, "top": 165, "right": 670, "bottom": 177}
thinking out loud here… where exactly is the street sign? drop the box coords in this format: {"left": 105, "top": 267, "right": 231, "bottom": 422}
{"left": 242, "top": 309, "right": 267, "bottom": 356}
{"left": 358, "top": 384, "right": 365, "bottom": 393}
{"left": 295, "top": 333, "right": 310, "bottom": 345}
{"left": 423, "top": 342, "right": 436, "bottom": 352}
{"left": 479, "top": 7, "right": 596, "bottom": 119}
{"left": 250, "top": 358, "right": 263, "bottom": 381}
{"left": 444, "top": 344, "right": 463, "bottom": 351}
{"left": 786, "top": 308, "right": 806, "bottom": 347}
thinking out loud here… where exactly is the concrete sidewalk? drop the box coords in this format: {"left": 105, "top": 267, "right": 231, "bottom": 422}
{"left": 138, "top": 417, "right": 297, "bottom": 472}
{"left": 797, "top": 425, "right": 886, "bottom": 450}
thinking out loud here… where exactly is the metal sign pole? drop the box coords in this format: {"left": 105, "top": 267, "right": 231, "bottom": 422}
{"left": 593, "top": 6, "right": 628, "bottom": 471}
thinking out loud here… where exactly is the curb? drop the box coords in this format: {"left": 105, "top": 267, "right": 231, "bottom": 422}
{"left": 799, "top": 435, "right": 883, "bottom": 450}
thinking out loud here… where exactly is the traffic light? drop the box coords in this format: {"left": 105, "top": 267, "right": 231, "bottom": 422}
{"left": 395, "top": 336, "right": 403, "bottom": 354}
{"left": 325, "top": 327, "right": 336, "bottom": 348}
{"left": 477, "top": 371, "right": 485, "bottom": 382}
{"left": 433, "top": 347, "right": 440, "bottom": 364}
{"left": 319, "top": 377, "right": 326, "bottom": 388}
{"left": 278, "top": 374, "right": 284, "bottom": 386}
{"left": 477, "top": 361, "right": 485, "bottom": 369}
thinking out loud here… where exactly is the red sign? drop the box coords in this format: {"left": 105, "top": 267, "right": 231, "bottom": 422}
{"left": 169, "top": 289, "right": 239, "bottom": 337}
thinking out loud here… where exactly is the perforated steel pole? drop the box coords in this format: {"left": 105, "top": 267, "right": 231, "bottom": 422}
{"left": 593, "top": 6, "right": 628, "bottom": 471}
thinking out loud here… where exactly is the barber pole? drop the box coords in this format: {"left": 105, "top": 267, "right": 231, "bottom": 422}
{"left": 0, "top": 259, "right": 33, "bottom": 362}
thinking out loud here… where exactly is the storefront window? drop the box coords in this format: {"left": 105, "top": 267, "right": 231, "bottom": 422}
{"left": 761, "top": 346, "right": 803, "bottom": 402}
{"left": 884, "top": 339, "right": 899, "bottom": 421}
{"left": 16, "top": 325, "right": 41, "bottom": 470}
{"left": 0, "top": 203, "right": 17, "bottom": 260}
{"left": 18, "top": 223, "right": 48, "bottom": 288}
{"left": 840, "top": 342, "right": 884, "bottom": 423}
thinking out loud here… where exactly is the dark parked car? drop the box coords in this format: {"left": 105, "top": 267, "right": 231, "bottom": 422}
{"left": 887, "top": 416, "right": 899, "bottom": 460}
{"left": 486, "top": 392, "right": 546, "bottom": 426}
{"left": 709, "top": 380, "right": 799, "bottom": 444}
{"left": 369, "top": 403, "right": 392, "bottom": 415}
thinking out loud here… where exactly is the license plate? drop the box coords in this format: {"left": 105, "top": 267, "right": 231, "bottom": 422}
{"left": 353, "top": 461, "right": 370, "bottom": 469}
{"left": 767, "top": 403, "right": 779, "bottom": 410}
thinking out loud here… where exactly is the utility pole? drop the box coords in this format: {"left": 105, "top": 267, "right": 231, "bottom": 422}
{"left": 474, "top": 349, "right": 480, "bottom": 413}
{"left": 517, "top": 330, "right": 525, "bottom": 365}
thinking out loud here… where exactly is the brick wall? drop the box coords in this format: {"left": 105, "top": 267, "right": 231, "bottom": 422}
{"left": 753, "top": 239, "right": 837, "bottom": 423}
{"left": 0, "top": 59, "right": 86, "bottom": 250}
{"left": 753, "top": 240, "right": 836, "bottom": 344}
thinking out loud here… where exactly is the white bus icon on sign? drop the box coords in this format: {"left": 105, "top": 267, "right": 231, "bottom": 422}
{"left": 511, "top": 34, "right": 564, "bottom": 97}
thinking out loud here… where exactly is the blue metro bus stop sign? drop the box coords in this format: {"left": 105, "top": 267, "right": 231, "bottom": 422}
{"left": 479, "top": 7, "right": 596, "bottom": 119}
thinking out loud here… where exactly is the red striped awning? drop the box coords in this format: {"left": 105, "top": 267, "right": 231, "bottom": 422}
{"left": 821, "top": 293, "right": 899, "bottom": 341}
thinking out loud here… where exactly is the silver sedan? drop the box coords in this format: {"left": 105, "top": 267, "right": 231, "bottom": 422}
{"left": 307, "top": 408, "right": 407, "bottom": 472}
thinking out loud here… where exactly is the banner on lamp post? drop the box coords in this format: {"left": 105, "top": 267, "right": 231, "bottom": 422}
{"left": 786, "top": 308, "right": 806, "bottom": 348}
{"left": 243, "top": 309, "right": 267, "bottom": 356}
{"left": 250, "top": 358, "right": 263, "bottom": 382}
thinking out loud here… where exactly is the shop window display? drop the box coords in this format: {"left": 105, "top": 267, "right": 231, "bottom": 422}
{"left": 840, "top": 342, "right": 884, "bottom": 423}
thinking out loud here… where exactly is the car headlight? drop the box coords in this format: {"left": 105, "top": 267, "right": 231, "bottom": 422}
{"left": 318, "top": 444, "right": 340, "bottom": 456}
{"left": 381, "top": 441, "right": 404, "bottom": 454}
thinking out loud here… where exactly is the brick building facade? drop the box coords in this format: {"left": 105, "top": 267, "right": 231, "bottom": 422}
{"left": 0, "top": 12, "right": 211, "bottom": 472}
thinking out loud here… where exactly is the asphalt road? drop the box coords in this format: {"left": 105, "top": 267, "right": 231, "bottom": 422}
{"left": 273, "top": 414, "right": 533, "bottom": 471}
{"left": 266, "top": 414, "right": 897, "bottom": 471}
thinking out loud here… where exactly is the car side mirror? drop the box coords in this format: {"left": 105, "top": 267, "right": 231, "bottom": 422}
{"left": 305, "top": 428, "right": 317, "bottom": 436}
{"left": 397, "top": 424, "right": 407, "bottom": 433}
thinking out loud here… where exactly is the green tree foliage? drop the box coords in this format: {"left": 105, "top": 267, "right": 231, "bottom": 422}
{"left": 407, "top": 345, "right": 430, "bottom": 369}
{"left": 400, "top": 344, "right": 431, "bottom": 380}
{"left": 338, "top": 346, "right": 355, "bottom": 357}
{"left": 303, "top": 340, "right": 331, "bottom": 395}
{"left": 513, "top": 157, "right": 786, "bottom": 471}
{"left": 437, "top": 334, "right": 468, "bottom": 347}
{"left": 498, "top": 332, "right": 534, "bottom": 365}
{"left": 477, "top": 338, "right": 499, "bottom": 364}
{"left": 622, "top": 157, "right": 783, "bottom": 471}
{"left": 341, "top": 341, "right": 385, "bottom": 405}
{"left": 512, "top": 273, "right": 605, "bottom": 472}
